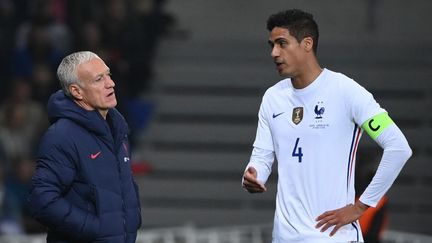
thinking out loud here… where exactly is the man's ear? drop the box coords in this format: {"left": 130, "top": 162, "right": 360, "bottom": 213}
{"left": 302, "top": 37, "right": 314, "bottom": 52}
{"left": 69, "top": 84, "right": 83, "bottom": 100}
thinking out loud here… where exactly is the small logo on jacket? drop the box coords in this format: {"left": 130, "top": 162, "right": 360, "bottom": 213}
{"left": 90, "top": 151, "right": 101, "bottom": 159}
{"left": 124, "top": 157, "right": 130, "bottom": 163}
{"left": 272, "top": 112, "right": 284, "bottom": 118}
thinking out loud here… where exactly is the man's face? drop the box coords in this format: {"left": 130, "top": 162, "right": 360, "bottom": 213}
{"left": 268, "top": 27, "right": 305, "bottom": 77}
{"left": 75, "top": 58, "right": 117, "bottom": 113}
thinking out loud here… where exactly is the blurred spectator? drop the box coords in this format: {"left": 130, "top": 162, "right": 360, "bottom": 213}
{"left": 0, "top": 82, "right": 46, "bottom": 235}
{"left": 126, "top": 0, "right": 177, "bottom": 95}
{"left": 13, "top": 24, "right": 63, "bottom": 79}
{"left": 5, "top": 0, "right": 178, "bottom": 105}
{"left": 68, "top": 0, "right": 175, "bottom": 133}
{"left": 31, "top": 62, "right": 58, "bottom": 104}
{"left": 0, "top": 0, "right": 15, "bottom": 101}
{"left": 12, "top": 0, "right": 71, "bottom": 80}
{"left": 0, "top": 80, "right": 47, "bottom": 169}
{"left": 66, "top": 0, "right": 105, "bottom": 33}
{"left": 17, "top": 0, "right": 71, "bottom": 52}
{"left": 99, "top": 0, "right": 132, "bottom": 110}
{"left": 75, "top": 21, "right": 108, "bottom": 58}
{"left": 0, "top": 147, "right": 6, "bottom": 215}
{"left": 121, "top": 0, "right": 177, "bottom": 146}
{"left": 0, "top": 158, "right": 43, "bottom": 234}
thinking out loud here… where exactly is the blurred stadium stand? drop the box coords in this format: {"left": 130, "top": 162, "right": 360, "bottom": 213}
{"left": 133, "top": 0, "right": 432, "bottom": 239}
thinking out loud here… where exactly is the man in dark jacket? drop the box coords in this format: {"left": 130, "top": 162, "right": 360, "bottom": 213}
{"left": 28, "top": 51, "right": 142, "bottom": 242}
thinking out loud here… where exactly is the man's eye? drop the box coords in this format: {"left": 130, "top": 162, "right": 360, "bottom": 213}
{"left": 267, "top": 41, "right": 274, "bottom": 48}
{"left": 279, "top": 41, "right": 287, "bottom": 48}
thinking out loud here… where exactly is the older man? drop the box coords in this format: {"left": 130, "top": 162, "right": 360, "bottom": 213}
{"left": 28, "top": 51, "right": 141, "bottom": 243}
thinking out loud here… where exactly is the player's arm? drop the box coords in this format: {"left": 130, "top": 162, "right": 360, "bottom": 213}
{"left": 342, "top": 81, "right": 412, "bottom": 206}
{"left": 242, "top": 147, "right": 274, "bottom": 193}
{"left": 359, "top": 112, "right": 412, "bottom": 206}
{"left": 243, "top": 91, "right": 275, "bottom": 193}
{"left": 316, "top": 112, "right": 412, "bottom": 236}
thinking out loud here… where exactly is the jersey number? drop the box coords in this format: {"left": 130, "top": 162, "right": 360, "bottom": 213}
{"left": 292, "top": 137, "right": 303, "bottom": 163}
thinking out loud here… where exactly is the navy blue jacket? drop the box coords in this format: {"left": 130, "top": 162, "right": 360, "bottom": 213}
{"left": 28, "top": 91, "right": 141, "bottom": 242}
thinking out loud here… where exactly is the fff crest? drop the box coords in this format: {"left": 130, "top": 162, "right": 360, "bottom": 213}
{"left": 292, "top": 107, "right": 303, "bottom": 125}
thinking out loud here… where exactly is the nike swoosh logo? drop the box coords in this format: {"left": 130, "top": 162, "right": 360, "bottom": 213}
{"left": 90, "top": 151, "right": 101, "bottom": 159}
{"left": 272, "top": 112, "right": 284, "bottom": 118}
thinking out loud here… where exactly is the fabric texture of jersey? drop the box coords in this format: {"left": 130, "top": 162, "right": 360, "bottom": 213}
{"left": 253, "top": 69, "right": 385, "bottom": 243}
{"left": 28, "top": 90, "right": 141, "bottom": 243}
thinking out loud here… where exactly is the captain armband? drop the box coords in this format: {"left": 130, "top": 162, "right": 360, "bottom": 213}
{"left": 361, "top": 112, "right": 395, "bottom": 140}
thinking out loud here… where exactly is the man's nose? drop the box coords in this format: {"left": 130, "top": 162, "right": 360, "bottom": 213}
{"left": 105, "top": 75, "right": 115, "bottom": 88}
{"left": 271, "top": 46, "right": 280, "bottom": 58}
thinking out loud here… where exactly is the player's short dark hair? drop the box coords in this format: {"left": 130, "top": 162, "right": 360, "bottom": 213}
{"left": 267, "top": 9, "right": 319, "bottom": 54}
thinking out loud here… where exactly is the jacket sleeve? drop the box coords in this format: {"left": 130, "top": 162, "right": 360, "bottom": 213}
{"left": 28, "top": 130, "right": 100, "bottom": 240}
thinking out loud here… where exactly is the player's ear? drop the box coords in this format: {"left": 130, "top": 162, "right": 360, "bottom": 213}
{"left": 302, "top": 37, "right": 314, "bottom": 52}
{"left": 69, "top": 84, "right": 83, "bottom": 100}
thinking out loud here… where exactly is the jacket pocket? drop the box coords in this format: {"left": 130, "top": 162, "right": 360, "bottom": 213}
{"left": 65, "top": 183, "right": 96, "bottom": 214}
{"left": 90, "top": 186, "right": 100, "bottom": 215}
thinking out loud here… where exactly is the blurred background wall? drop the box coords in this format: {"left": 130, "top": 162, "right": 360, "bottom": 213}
{"left": 0, "top": 0, "right": 431, "bottom": 238}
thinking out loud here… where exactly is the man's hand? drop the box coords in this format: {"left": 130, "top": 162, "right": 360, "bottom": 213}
{"left": 242, "top": 167, "right": 267, "bottom": 193}
{"left": 315, "top": 201, "right": 369, "bottom": 236}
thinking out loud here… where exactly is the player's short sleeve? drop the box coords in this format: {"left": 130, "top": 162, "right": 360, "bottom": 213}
{"left": 343, "top": 78, "right": 385, "bottom": 126}
{"left": 253, "top": 93, "right": 274, "bottom": 151}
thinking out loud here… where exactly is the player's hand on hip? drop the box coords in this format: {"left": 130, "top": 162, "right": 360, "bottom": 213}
{"left": 242, "top": 167, "right": 267, "bottom": 193}
{"left": 315, "top": 201, "right": 369, "bottom": 236}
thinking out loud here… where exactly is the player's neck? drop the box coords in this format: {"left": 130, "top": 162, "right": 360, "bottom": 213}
{"left": 291, "top": 61, "right": 322, "bottom": 89}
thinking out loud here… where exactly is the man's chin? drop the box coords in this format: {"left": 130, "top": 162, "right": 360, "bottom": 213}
{"left": 279, "top": 72, "right": 293, "bottom": 78}
{"left": 276, "top": 69, "right": 291, "bottom": 77}
{"left": 106, "top": 101, "right": 117, "bottom": 109}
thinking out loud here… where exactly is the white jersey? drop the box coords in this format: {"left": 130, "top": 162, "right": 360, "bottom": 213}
{"left": 253, "top": 68, "right": 385, "bottom": 243}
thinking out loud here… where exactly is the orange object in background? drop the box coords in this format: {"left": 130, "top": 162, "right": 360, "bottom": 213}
{"left": 359, "top": 196, "right": 389, "bottom": 243}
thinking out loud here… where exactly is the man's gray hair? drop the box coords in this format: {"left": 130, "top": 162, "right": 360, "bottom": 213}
{"left": 57, "top": 51, "right": 101, "bottom": 97}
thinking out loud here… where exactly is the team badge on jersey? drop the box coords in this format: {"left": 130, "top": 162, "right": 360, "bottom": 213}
{"left": 292, "top": 107, "right": 303, "bottom": 125}
{"left": 314, "top": 102, "right": 325, "bottom": 119}
{"left": 309, "top": 101, "right": 330, "bottom": 129}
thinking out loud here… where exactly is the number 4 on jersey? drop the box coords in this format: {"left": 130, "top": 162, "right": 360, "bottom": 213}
{"left": 292, "top": 137, "right": 303, "bottom": 162}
